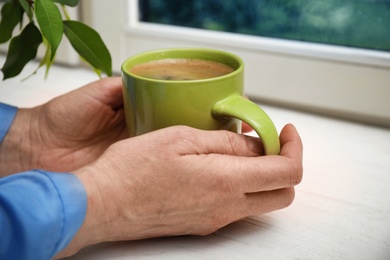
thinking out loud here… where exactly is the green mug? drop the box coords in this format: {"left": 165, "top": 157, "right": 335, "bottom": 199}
{"left": 121, "top": 48, "right": 280, "bottom": 155}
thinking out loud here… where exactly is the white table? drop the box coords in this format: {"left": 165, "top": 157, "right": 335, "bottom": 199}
{"left": 1, "top": 56, "right": 389, "bottom": 259}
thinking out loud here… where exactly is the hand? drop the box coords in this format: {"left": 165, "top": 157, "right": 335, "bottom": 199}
{"left": 0, "top": 77, "right": 128, "bottom": 176}
{"left": 58, "top": 124, "right": 303, "bottom": 257}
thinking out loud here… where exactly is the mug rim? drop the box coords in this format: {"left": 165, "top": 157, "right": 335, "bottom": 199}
{"left": 121, "top": 47, "right": 244, "bottom": 83}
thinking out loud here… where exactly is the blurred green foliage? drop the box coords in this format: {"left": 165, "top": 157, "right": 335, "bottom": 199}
{"left": 140, "top": 0, "right": 390, "bottom": 52}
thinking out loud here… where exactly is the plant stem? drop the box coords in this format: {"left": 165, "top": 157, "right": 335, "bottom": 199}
{"left": 60, "top": 4, "right": 71, "bottom": 20}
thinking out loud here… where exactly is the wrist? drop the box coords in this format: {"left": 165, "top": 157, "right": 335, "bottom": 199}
{"left": 57, "top": 164, "right": 114, "bottom": 257}
{"left": 0, "top": 107, "right": 42, "bottom": 176}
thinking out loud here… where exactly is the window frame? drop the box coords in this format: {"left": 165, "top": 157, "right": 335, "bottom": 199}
{"left": 131, "top": 1, "right": 390, "bottom": 68}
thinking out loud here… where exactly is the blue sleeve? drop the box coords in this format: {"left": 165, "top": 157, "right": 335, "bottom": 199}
{"left": 0, "top": 170, "right": 87, "bottom": 260}
{"left": 0, "top": 103, "right": 18, "bottom": 143}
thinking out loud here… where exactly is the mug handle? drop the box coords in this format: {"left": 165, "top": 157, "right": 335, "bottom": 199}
{"left": 212, "top": 95, "right": 280, "bottom": 155}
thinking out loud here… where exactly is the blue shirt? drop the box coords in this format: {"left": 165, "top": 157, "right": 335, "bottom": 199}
{"left": 0, "top": 103, "right": 87, "bottom": 260}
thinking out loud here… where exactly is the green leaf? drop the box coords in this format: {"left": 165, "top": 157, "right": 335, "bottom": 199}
{"left": 53, "top": 0, "right": 79, "bottom": 7}
{"left": 1, "top": 22, "right": 43, "bottom": 80}
{"left": 0, "top": 1, "right": 23, "bottom": 43}
{"left": 23, "top": 38, "right": 53, "bottom": 80}
{"left": 35, "top": 0, "right": 63, "bottom": 60}
{"left": 63, "top": 20, "right": 112, "bottom": 76}
{"left": 17, "top": 0, "right": 33, "bottom": 19}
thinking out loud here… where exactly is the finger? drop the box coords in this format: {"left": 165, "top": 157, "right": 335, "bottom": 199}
{"left": 213, "top": 188, "right": 295, "bottom": 228}
{"left": 167, "top": 126, "right": 265, "bottom": 157}
{"left": 241, "top": 121, "right": 253, "bottom": 133}
{"left": 241, "top": 96, "right": 253, "bottom": 133}
{"left": 205, "top": 124, "right": 303, "bottom": 193}
{"left": 243, "top": 187, "right": 295, "bottom": 215}
{"left": 279, "top": 123, "right": 303, "bottom": 162}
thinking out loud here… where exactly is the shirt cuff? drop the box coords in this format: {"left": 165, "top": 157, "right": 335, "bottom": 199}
{"left": 37, "top": 170, "right": 87, "bottom": 254}
{"left": 0, "top": 103, "right": 18, "bottom": 143}
{"left": 0, "top": 170, "right": 87, "bottom": 259}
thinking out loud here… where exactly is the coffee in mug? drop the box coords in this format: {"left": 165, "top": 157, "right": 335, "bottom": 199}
{"left": 129, "top": 58, "right": 234, "bottom": 81}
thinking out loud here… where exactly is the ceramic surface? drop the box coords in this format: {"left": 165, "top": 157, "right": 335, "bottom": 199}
{"left": 121, "top": 48, "right": 280, "bottom": 155}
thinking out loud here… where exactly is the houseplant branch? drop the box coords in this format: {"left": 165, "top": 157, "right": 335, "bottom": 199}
{"left": 0, "top": 0, "right": 112, "bottom": 80}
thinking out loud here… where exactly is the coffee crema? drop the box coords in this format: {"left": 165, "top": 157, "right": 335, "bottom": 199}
{"left": 129, "top": 58, "right": 234, "bottom": 80}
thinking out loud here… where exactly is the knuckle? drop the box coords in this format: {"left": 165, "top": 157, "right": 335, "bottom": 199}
{"left": 167, "top": 125, "right": 193, "bottom": 138}
{"left": 221, "top": 130, "right": 240, "bottom": 154}
{"left": 164, "top": 126, "right": 196, "bottom": 146}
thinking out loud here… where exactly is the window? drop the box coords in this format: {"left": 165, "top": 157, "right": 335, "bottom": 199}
{"left": 68, "top": 1, "right": 390, "bottom": 126}
{"left": 140, "top": 0, "right": 390, "bottom": 53}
